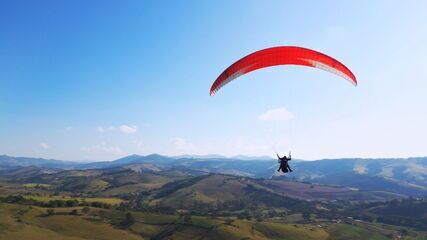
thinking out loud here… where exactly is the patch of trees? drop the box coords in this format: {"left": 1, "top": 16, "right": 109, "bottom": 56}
{"left": 372, "top": 198, "right": 427, "bottom": 218}
{"left": 178, "top": 212, "right": 192, "bottom": 224}
{"left": 43, "top": 199, "right": 112, "bottom": 209}
{"left": 0, "top": 195, "right": 113, "bottom": 209}
{"left": 376, "top": 216, "right": 426, "bottom": 230}
{"left": 320, "top": 196, "right": 427, "bottom": 230}
{"left": 154, "top": 175, "right": 207, "bottom": 198}
{"left": 46, "top": 199, "right": 79, "bottom": 208}
{"left": 69, "top": 209, "right": 79, "bottom": 215}
{"left": 244, "top": 184, "right": 315, "bottom": 212}
{"left": 237, "top": 210, "right": 253, "bottom": 220}
{"left": 46, "top": 209, "right": 55, "bottom": 216}
{"left": 119, "top": 212, "right": 135, "bottom": 228}
{"left": 343, "top": 197, "right": 427, "bottom": 230}
{"left": 302, "top": 211, "right": 311, "bottom": 222}
{"left": 42, "top": 208, "right": 79, "bottom": 216}
{"left": 0, "top": 195, "right": 28, "bottom": 204}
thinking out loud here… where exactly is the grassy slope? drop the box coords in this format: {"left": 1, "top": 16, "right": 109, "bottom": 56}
{"left": 155, "top": 174, "right": 403, "bottom": 209}
{"left": 252, "top": 222, "right": 329, "bottom": 240}
{"left": 23, "top": 195, "right": 124, "bottom": 205}
{"left": 127, "top": 211, "right": 329, "bottom": 240}
{"left": 100, "top": 173, "right": 172, "bottom": 196}
{"left": 264, "top": 180, "right": 406, "bottom": 201}
{"left": 1, "top": 203, "right": 426, "bottom": 240}
{"left": 327, "top": 224, "right": 389, "bottom": 240}
{"left": 156, "top": 175, "right": 257, "bottom": 208}
{"left": 0, "top": 204, "right": 140, "bottom": 240}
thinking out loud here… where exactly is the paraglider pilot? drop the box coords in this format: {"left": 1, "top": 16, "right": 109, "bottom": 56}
{"left": 277, "top": 152, "right": 292, "bottom": 173}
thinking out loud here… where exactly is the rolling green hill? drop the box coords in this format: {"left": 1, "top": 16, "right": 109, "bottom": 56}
{"left": 0, "top": 167, "right": 178, "bottom": 197}
{"left": 0, "top": 165, "right": 426, "bottom": 239}
{"left": 2, "top": 154, "right": 426, "bottom": 197}
{"left": 1, "top": 203, "right": 424, "bottom": 240}
{"left": 152, "top": 174, "right": 405, "bottom": 211}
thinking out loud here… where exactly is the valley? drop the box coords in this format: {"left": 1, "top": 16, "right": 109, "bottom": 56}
{"left": 0, "top": 154, "right": 426, "bottom": 239}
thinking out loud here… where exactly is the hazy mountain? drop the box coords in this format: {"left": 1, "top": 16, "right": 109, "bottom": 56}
{"left": 79, "top": 154, "right": 180, "bottom": 169}
{"left": 231, "top": 155, "right": 274, "bottom": 160}
{"left": 1, "top": 153, "right": 426, "bottom": 196}
{"left": 0, "top": 155, "right": 77, "bottom": 169}
{"left": 173, "top": 154, "right": 227, "bottom": 159}
{"left": 173, "top": 154, "right": 274, "bottom": 160}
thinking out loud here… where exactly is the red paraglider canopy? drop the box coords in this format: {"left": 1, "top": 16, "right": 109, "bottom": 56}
{"left": 210, "top": 46, "right": 357, "bottom": 96}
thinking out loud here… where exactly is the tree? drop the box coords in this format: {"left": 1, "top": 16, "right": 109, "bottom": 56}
{"left": 120, "top": 212, "right": 135, "bottom": 228}
{"left": 302, "top": 211, "right": 311, "bottom": 222}
{"left": 69, "top": 209, "right": 78, "bottom": 215}
{"left": 48, "top": 200, "right": 58, "bottom": 208}
{"left": 66, "top": 200, "right": 78, "bottom": 207}
{"left": 400, "top": 229, "right": 409, "bottom": 236}
{"left": 82, "top": 207, "right": 90, "bottom": 214}
{"left": 224, "top": 218, "right": 234, "bottom": 225}
{"left": 46, "top": 209, "right": 55, "bottom": 216}
{"left": 183, "top": 213, "right": 192, "bottom": 224}
{"left": 242, "top": 210, "right": 252, "bottom": 220}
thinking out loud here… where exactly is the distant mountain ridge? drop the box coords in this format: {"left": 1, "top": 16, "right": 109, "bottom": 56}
{"left": 0, "top": 155, "right": 77, "bottom": 168}
{"left": 1, "top": 154, "right": 426, "bottom": 196}
{"left": 173, "top": 154, "right": 274, "bottom": 160}
{"left": 172, "top": 154, "right": 227, "bottom": 159}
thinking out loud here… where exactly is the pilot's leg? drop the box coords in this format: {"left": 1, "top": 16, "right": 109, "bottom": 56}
{"left": 282, "top": 166, "right": 288, "bottom": 173}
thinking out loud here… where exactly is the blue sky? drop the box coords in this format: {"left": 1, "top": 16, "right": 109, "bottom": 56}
{"left": 1, "top": 1, "right": 427, "bottom": 161}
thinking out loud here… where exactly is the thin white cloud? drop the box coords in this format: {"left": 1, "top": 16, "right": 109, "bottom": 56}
{"left": 80, "top": 142, "right": 122, "bottom": 155}
{"left": 96, "top": 125, "right": 137, "bottom": 134}
{"left": 107, "top": 126, "right": 116, "bottom": 131}
{"left": 132, "top": 140, "right": 145, "bottom": 152}
{"left": 119, "top": 125, "right": 137, "bottom": 134}
{"left": 258, "top": 108, "right": 294, "bottom": 122}
{"left": 173, "top": 138, "right": 196, "bottom": 153}
{"left": 39, "top": 143, "right": 50, "bottom": 149}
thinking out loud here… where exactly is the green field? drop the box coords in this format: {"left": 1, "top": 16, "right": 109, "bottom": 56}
{"left": 0, "top": 203, "right": 140, "bottom": 240}
{"left": 23, "top": 195, "right": 124, "bottom": 205}
{"left": 327, "top": 224, "right": 389, "bottom": 240}
{"left": 1, "top": 167, "right": 426, "bottom": 239}
{"left": 22, "top": 183, "right": 53, "bottom": 188}
{"left": 1, "top": 202, "right": 426, "bottom": 240}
